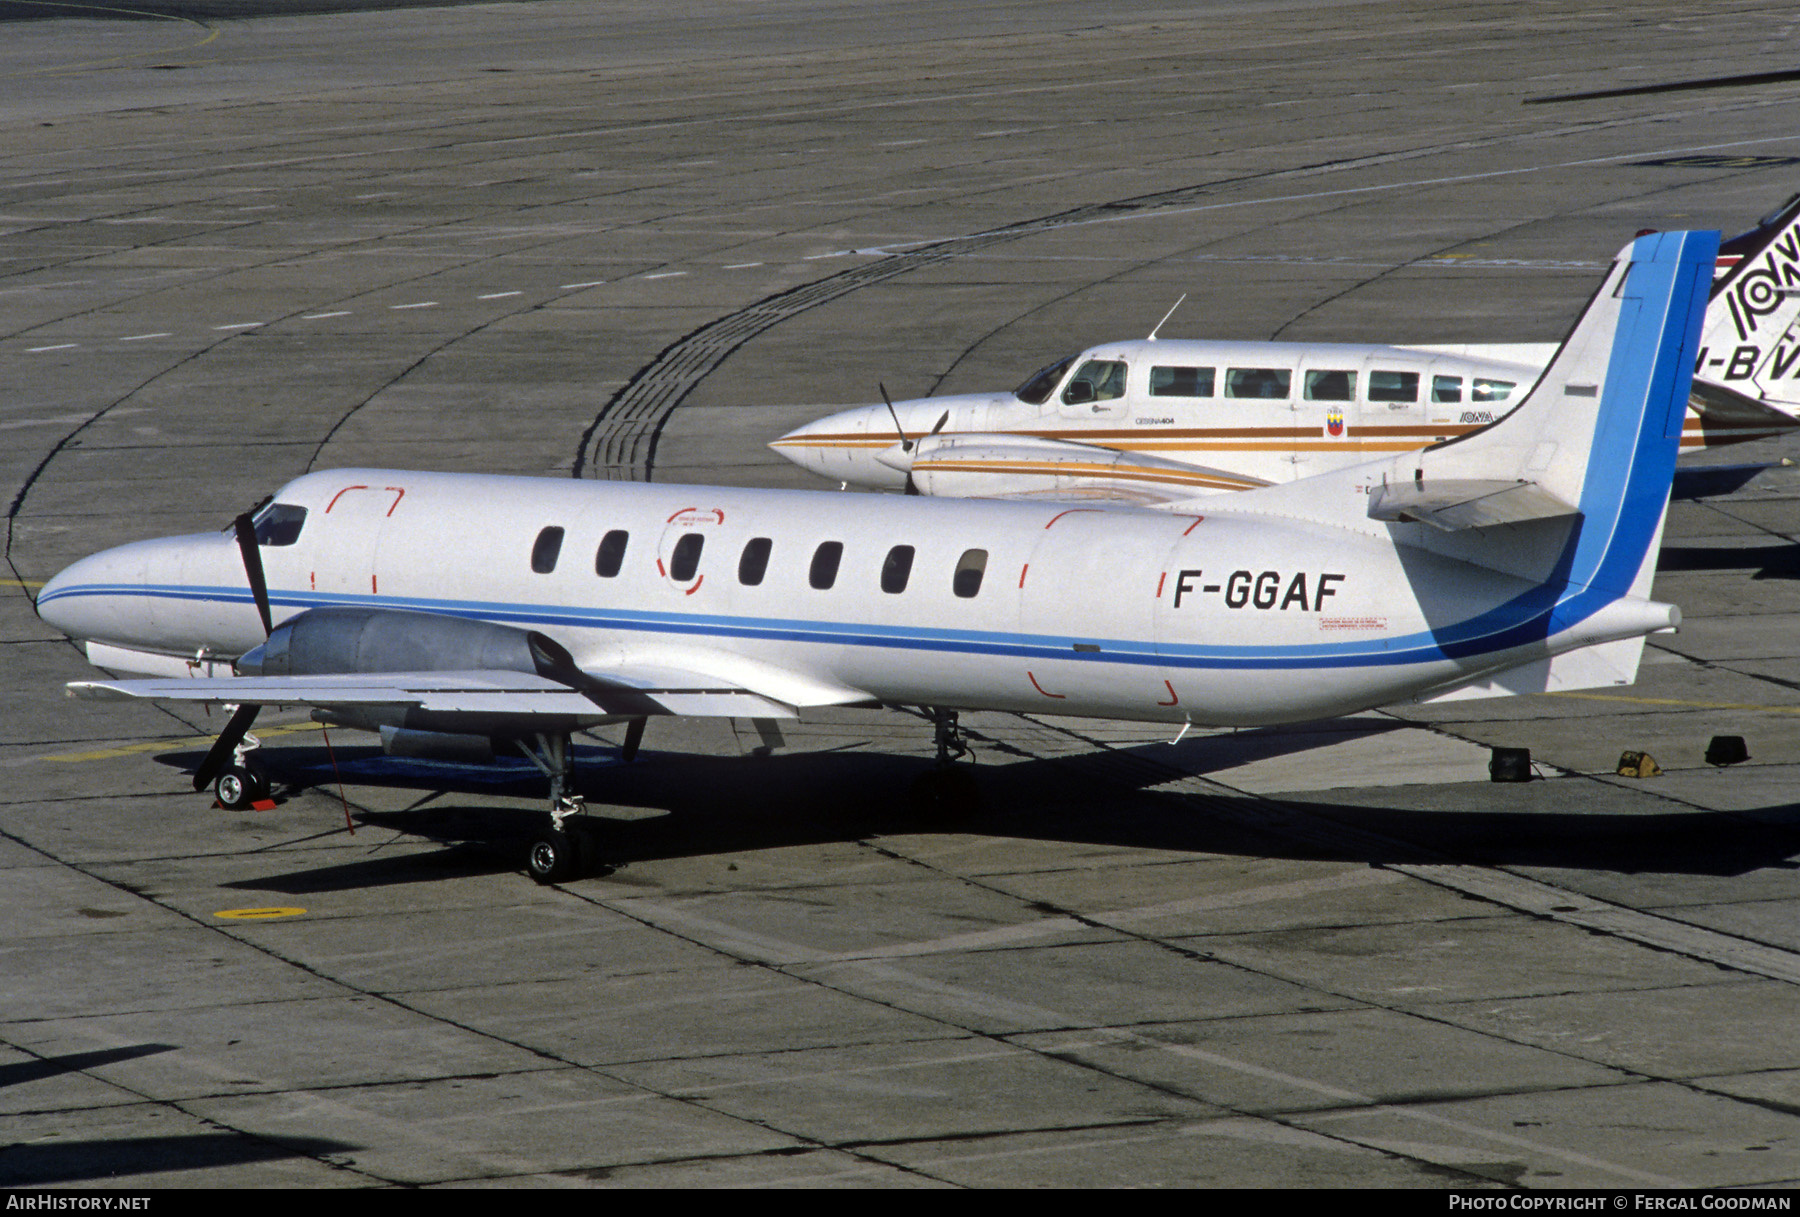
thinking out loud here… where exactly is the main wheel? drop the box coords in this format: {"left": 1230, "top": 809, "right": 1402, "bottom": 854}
{"left": 214, "top": 763, "right": 267, "bottom": 810}
{"left": 527, "top": 830, "right": 578, "bottom": 884}
{"left": 908, "top": 766, "right": 980, "bottom": 822}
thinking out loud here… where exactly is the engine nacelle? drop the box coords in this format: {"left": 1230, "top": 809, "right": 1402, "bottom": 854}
{"left": 237, "top": 607, "right": 570, "bottom": 679}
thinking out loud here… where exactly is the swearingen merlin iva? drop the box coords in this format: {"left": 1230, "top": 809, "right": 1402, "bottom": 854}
{"left": 37, "top": 230, "right": 1717, "bottom": 883}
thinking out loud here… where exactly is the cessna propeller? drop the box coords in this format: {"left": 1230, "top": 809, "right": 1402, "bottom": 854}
{"left": 878, "top": 383, "right": 948, "bottom": 496}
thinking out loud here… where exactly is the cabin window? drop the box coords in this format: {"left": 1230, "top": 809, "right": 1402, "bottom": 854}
{"left": 953, "top": 549, "right": 988, "bottom": 599}
{"left": 881, "top": 545, "right": 914, "bottom": 594}
{"left": 810, "top": 541, "right": 843, "bottom": 590}
{"left": 531, "top": 526, "right": 565, "bottom": 574}
{"left": 1061, "top": 359, "right": 1128, "bottom": 405}
{"left": 1472, "top": 378, "right": 1515, "bottom": 402}
{"left": 1432, "top": 375, "right": 1463, "bottom": 403}
{"left": 738, "top": 537, "right": 772, "bottom": 586}
{"left": 669, "top": 533, "right": 704, "bottom": 581}
{"left": 1225, "top": 368, "right": 1291, "bottom": 399}
{"left": 253, "top": 504, "right": 307, "bottom": 547}
{"left": 1369, "top": 370, "right": 1419, "bottom": 403}
{"left": 1149, "top": 366, "right": 1215, "bottom": 397}
{"left": 1015, "top": 355, "right": 1077, "bottom": 405}
{"left": 595, "top": 530, "right": 629, "bottom": 577}
{"left": 1304, "top": 370, "right": 1356, "bottom": 402}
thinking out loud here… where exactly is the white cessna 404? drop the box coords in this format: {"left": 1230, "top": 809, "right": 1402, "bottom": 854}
{"left": 773, "top": 199, "right": 1800, "bottom": 504}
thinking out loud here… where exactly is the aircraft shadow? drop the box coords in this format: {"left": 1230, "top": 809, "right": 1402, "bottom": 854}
{"left": 1657, "top": 541, "right": 1800, "bottom": 580}
{"left": 155, "top": 734, "right": 1800, "bottom": 891}
{"left": 0, "top": 1043, "right": 175, "bottom": 1090}
{"left": 0, "top": 1133, "right": 356, "bottom": 1188}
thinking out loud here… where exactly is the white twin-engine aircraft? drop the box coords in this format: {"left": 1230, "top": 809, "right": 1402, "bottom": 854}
{"left": 772, "top": 197, "right": 1800, "bottom": 503}
{"left": 37, "top": 230, "right": 1715, "bottom": 883}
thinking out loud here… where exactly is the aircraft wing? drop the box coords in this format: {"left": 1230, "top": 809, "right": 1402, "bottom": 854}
{"left": 907, "top": 433, "right": 1270, "bottom": 503}
{"left": 68, "top": 662, "right": 830, "bottom": 719}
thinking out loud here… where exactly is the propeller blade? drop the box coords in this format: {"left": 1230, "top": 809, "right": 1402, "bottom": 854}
{"left": 879, "top": 383, "right": 912, "bottom": 452}
{"left": 901, "top": 410, "right": 947, "bottom": 496}
{"left": 621, "top": 717, "right": 646, "bottom": 763}
{"left": 232, "top": 513, "right": 274, "bottom": 637}
{"left": 192, "top": 703, "right": 261, "bottom": 792}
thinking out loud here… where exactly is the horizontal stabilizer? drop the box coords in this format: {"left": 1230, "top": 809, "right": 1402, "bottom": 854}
{"left": 1367, "top": 478, "right": 1578, "bottom": 531}
{"left": 1687, "top": 379, "right": 1800, "bottom": 441}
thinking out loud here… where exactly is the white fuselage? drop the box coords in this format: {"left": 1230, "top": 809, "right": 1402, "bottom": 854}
{"left": 37, "top": 467, "right": 1671, "bottom": 729}
{"left": 772, "top": 334, "right": 1795, "bottom": 497}
{"left": 773, "top": 340, "right": 1554, "bottom": 493}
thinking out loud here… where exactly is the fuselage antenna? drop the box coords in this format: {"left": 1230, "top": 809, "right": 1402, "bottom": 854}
{"left": 1148, "top": 293, "right": 1187, "bottom": 341}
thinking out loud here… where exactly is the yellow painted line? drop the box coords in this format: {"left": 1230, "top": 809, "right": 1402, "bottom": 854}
{"left": 2, "top": 2, "right": 219, "bottom": 78}
{"left": 2, "top": 578, "right": 45, "bottom": 588}
{"left": 39, "top": 720, "right": 323, "bottom": 763}
{"left": 214, "top": 907, "right": 305, "bottom": 921}
{"left": 1546, "top": 692, "right": 1800, "bottom": 715}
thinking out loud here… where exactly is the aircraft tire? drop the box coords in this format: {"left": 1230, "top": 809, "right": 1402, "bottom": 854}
{"left": 527, "top": 830, "right": 578, "bottom": 885}
{"left": 214, "top": 764, "right": 266, "bottom": 810}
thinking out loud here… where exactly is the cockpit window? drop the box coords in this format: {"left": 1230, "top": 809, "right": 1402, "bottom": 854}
{"left": 1014, "top": 355, "right": 1077, "bottom": 405}
{"left": 1061, "top": 359, "right": 1128, "bottom": 405}
{"left": 253, "top": 504, "right": 308, "bottom": 547}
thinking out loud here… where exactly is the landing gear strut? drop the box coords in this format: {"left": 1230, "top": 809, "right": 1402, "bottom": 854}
{"left": 909, "top": 707, "right": 979, "bottom": 820}
{"left": 213, "top": 730, "right": 270, "bottom": 809}
{"left": 517, "top": 732, "right": 588, "bottom": 884}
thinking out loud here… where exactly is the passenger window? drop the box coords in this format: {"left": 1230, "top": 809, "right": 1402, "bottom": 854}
{"left": 1304, "top": 370, "right": 1356, "bottom": 402}
{"left": 595, "top": 529, "right": 629, "bottom": 577}
{"left": 1369, "top": 371, "right": 1419, "bottom": 403}
{"left": 1061, "top": 359, "right": 1128, "bottom": 404}
{"left": 738, "top": 537, "right": 772, "bottom": 586}
{"left": 1472, "top": 378, "right": 1515, "bottom": 402}
{"left": 810, "top": 541, "right": 843, "bottom": 590}
{"left": 881, "top": 545, "right": 914, "bottom": 594}
{"left": 253, "top": 504, "right": 307, "bottom": 547}
{"left": 953, "top": 549, "right": 988, "bottom": 599}
{"left": 531, "top": 526, "right": 565, "bottom": 574}
{"left": 1432, "top": 375, "right": 1463, "bottom": 403}
{"left": 1225, "top": 368, "right": 1291, "bottom": 399}
{"left": 1149, "top": 366, "right": 1215, "bottom": 397}
{"left": 669, "top": 533, "right": 704, "bottom": 581}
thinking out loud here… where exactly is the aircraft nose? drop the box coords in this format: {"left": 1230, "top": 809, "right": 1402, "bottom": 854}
{"left": 36, "top": 545, "right": 144, "bottom": 642}
{"left": 769, "top": 406, "right": 908, "bottom": 490}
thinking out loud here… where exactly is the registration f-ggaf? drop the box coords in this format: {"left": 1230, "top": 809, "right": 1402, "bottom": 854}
{"left": 37, "top": 231, "right": 1716, "bottom": 883}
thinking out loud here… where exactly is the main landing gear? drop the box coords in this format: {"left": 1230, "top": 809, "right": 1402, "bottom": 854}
{"left": 909, "top": 707, "right": 980, "bottom": 820}
{"left": 516, "top": 731, "right": 591, "bottom": 885}
{"left": 212, "top": 731, "right": 271, "bottom": 810}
